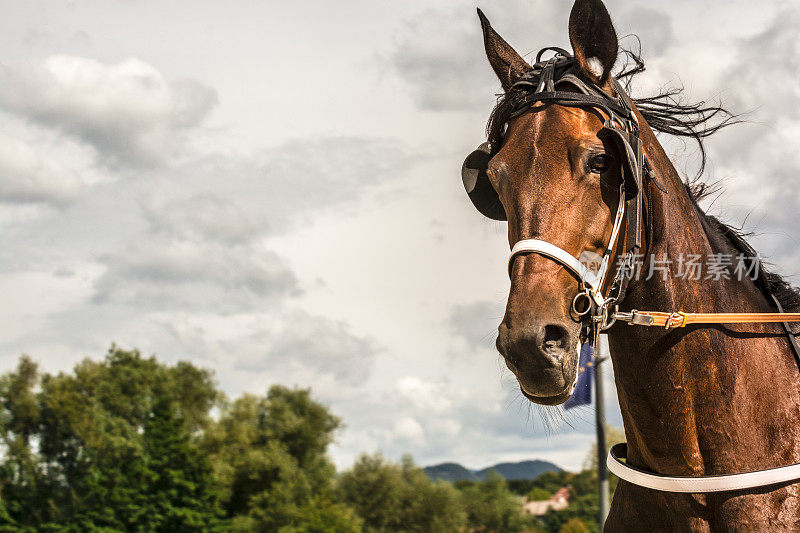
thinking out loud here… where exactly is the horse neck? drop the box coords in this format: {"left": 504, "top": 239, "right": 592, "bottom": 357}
{"left": 606, "top": 114, "right": 800, "bottom": 476}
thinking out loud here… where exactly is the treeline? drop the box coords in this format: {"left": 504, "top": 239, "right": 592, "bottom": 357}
{"left": 0, "top": 347, "right": 558, "bottom": 532}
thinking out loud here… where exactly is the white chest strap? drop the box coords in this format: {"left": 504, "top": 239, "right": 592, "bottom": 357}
{"left": 608, "top": 443, "right": 800, "bottom": 493}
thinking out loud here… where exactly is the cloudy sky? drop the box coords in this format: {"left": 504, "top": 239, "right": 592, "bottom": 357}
{"left": 2, "top": 0, "right": 799, "bottom": 472}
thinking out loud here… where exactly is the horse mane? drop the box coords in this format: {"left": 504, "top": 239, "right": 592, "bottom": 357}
{"left": 619, "top": 44, "right": 800, "bottom": 312}
{"left": 486, "top": 41, "right": 800, "bottom": 313}
{"left": 686, "top": 186, "right": 800, "bottom": 313}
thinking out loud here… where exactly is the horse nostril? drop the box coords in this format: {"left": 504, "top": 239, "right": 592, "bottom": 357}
{"left": 541, "top": 324, "right": 569, "bottom": 352}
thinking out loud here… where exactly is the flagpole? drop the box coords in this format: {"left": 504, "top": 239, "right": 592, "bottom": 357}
{"left": 595, "top": 336, "right": 610, "bottom": 527}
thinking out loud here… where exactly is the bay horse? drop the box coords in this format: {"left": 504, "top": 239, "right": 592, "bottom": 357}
{"left": 464, "top": 0, "right": 800, "bottom": 530}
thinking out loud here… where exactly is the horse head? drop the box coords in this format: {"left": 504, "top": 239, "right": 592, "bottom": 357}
{"left": 465, "top": 0, "right": 635, "bottom": 405}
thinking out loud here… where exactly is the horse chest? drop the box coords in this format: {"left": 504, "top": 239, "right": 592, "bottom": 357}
{"left": 607, "top": 482, "right": 800, "bottom": 532}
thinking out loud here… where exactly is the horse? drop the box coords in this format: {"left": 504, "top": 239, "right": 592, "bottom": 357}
{"left": 463, "top": 0, "right": 800, "bottom": 530}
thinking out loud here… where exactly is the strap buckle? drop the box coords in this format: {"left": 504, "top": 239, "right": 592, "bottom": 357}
{"left": 613, "top": 310, "right": 655, "bottom": 326}
{"left": 665, "top": 312, "right": 688, "bottom": 329}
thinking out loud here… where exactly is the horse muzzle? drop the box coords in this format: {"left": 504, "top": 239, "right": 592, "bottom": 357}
{"left": 497, "top": 319, "right": 580, "bottom": 404}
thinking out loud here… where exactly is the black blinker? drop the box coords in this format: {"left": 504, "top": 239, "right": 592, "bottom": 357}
{"left": 461, "top": 142, "right": 506, "bottom": 221}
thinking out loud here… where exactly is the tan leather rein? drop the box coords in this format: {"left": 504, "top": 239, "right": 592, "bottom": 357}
{"left": 615, "top": 310, "right": 800, "bottom": 330}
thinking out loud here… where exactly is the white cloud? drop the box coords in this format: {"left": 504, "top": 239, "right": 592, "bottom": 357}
{"left": 724, "top": 8, "right": 800, "bottom": 121}
{"left": 143, "top": 309, "right": 381, "bottom": 391}
{"left": 141, "top": 191, "right": 270, "bottom": 245}
{"left": 0, "top": 55, "right": 217, "bottom": 166}
{"left": 263, "top": 311, "right": 379, "bottom": 385}
{"left": 258, "top": 136, "right": 413, "bottom": 226}
{"left": 447, "top": 300, "right": 504, "bottom": 351}
{"left": 393, "top": 416, "right": 426, "bottom": 446}
{"left": 699, "top": 7, "right": 800, "bottom": 268}
{"left": 89, "top": 133, "right": 412, "bottom": 311}
{"left": 0, "top": 266, "right": 100, "bottom": 344}
{"left": 136, "top": 135, "right": 413, "bottom": 238}
{"left": 0, "top": 134, "right": 83, "bottom": 206}
{"left": 435, "top": 418, "right": 462, "bottom": 439}
{"left": 395, "top": 376, "right": 453, "bottom": 413}
{"left": 93, "top": 238, "right": 299, "bottom": 310}
{"left": 620, "top": 7, "right": 673, "bottom": 56}
{"left": 387, "top": 1, "right": 569, "bottom": 111}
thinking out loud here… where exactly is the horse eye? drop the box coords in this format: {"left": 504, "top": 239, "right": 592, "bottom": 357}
{"left": 589, "top": 154, "right": 613, "bottom": 173}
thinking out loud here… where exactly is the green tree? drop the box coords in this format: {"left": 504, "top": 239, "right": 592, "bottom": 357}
{"left": 506, "top": 479, "right": 539, "bottom": 495}
{"left": 460, "top": 470, "right": 529, "bottom": 533}
{"left": 0, "top": 356, "right": 46, "bottom": 528}
{"left": 398, "top": 455, "right": 466, "bottom": 533}
{"left": 338, "top": 454, "right": 405, "bottom": 531}
{"left": 536, "top": 468, "right": 605, "bottom": 533}
{"left": 0, "top": 349, "right": 370, "bottom": 531}
{"left": 560, "top": 517, "right": 591, "bottom": 533}
{"left": 528, "top": 487, "right": 552, "bottom": 501}
{"left": 338, "top": 453, "right": 466, "bottom": 533}
{"left": 142, "top": 398, "right": 222, "bottom": 531}
{"left": 203, "top": 386, "right": 361, "bottom": 532}
{"left": 577, "top": 424, "right": 624, "bottom": 510}
{"left": 526, "top": 470, "right": 573, "bottom": 495}
{"left": 0, "top": 347, "right": 222, "bottom": 531}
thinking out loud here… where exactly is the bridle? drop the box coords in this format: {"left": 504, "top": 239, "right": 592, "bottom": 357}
{"left": 463, "top": 47, "right": 800, "bottom": 493}
{"left": 463, "top": 48, "right": 654, "bottom": 348}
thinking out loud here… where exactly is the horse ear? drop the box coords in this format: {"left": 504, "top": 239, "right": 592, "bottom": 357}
{"left": 477, "top": 8, "right": 530, "bottom": 92}
{"left": 568, "top": 0, "right": 619, "bottom": 89}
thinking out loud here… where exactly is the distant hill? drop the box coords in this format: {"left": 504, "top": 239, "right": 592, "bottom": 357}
{"left": 422, "top": 462, "right": 478, "bottom": 483}
{"left": 474, "top": 460, "right": 561, "bottom": 480}
{"left": 424, "top": 459, "right": 561, "bottom": 482}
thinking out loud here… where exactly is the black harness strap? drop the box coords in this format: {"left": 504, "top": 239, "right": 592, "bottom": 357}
{"left": 509, "top": 91, "right": 633, "bottom": 121}
{"left": 771, "top": 294, "right": 800, "bottom": 374}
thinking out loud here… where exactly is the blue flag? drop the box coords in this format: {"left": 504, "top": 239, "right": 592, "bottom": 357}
{"left": 564, "top": 343, "right": 594, "bottom": 409}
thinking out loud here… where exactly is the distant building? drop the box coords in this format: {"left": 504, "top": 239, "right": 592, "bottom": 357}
{"left": 522, "top": 487, "right": 571, "bottom": 516}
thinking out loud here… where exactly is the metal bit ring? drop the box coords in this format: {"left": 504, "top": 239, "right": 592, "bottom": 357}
{"left": 572, "top": 290, "right": 593, "bottom": 317}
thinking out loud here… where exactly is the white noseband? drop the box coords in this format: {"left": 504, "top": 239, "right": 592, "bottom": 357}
{"left": 507, "top": 187, "right": 627, "bottom": 307}
{"left": 509, "top": 239, "right": 604, "bottom": 300}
